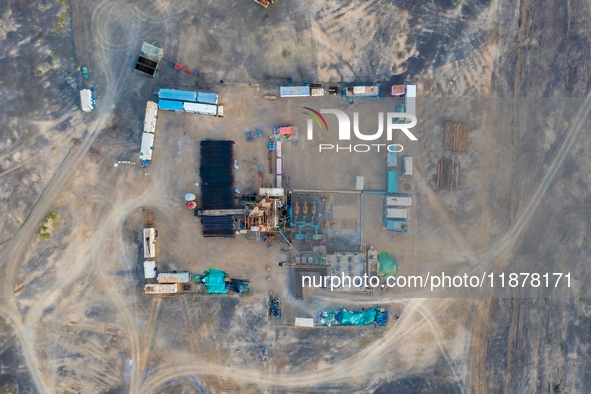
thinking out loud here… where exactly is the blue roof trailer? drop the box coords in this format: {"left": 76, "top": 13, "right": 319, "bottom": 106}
{"left": 158, "top": 99, "right": 184, "bottom": 112}
{"left": 158, "top": 89, "right": 197, "bottom": 102}
{"left": 385, "top": 220, "right": 410, "bottom": 233}
{"left": 387, "top": 170, "right": 398, "bottom": 193}
{"left": 387, "top": 151, "right": 397, "bottom": 167}
{"left": 196, "top": 92, "right": 219, "bottom": 105}
{"left": 280, "top": 86, "right": 310, "bottom": 97}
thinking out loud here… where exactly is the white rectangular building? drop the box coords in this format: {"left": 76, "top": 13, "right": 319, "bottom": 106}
{"left": 144, "top": 261, "right": 156, "bottom": 279}
{"left": 143, "top": 101, "right": 158, "bottom": 134}
{"left": 140, "top": 132, "right": 155, "bottom": 162}
{"left": 143, "top": 228, "right": 156, "bottom": 258}
{"left": 80, "top": 89, "right": 95, "bottom": 112}
{"left": 386, "top": 208, "right": 409, "bottom": 220}
{"left": 157, "top": 272, "right": 190, "bottom": 283}
{"left": 295, "top": 318, "right": 314, "bottom": 327}
{"left": 386, "top": 196, "right": 412, "bottom": 207}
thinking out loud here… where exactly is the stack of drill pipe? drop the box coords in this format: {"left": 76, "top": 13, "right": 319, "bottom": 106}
{"left": 444, "top": 121, "right": 470, "bottom": 152}
{"left": 437, "top": 157, "right": 458, "bottom": 191}
{"left": 199, "top": 140, "right": 236, "bottom": 237}
{"left": 199, "top": 140, "right": 234, "bottom": 210}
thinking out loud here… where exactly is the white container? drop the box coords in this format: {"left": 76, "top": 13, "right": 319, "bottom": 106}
{"left": 185, "top": 193, "right": 196, "bottom": 201}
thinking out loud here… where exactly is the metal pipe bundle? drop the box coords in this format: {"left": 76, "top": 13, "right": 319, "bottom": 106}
{"left": 199, "top": 141, "right": 236, "bottom": 237}
{"left": 199, "top": 141, "right": 235, "bottom": 210}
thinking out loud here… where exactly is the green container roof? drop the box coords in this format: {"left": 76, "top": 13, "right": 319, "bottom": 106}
{"left": 387, "top": 170, "right": 398, "bottom": 193}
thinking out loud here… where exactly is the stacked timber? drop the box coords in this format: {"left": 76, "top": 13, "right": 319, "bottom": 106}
{"left": 437, "top": 158, "right": 458, "bottom": 191}
{"left": 444, "top": 121, "right": 470, "bottom": 152}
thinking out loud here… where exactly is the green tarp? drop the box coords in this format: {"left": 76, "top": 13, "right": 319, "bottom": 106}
{"left": 204, "top": 268, "right": 228, "bottom": 294}
{"left": 318, "top": 307, "right": 389, "bottom": 326}
{"left": 340, "top": 309, "right": 377, "bottom": 325}
{"left": 378, "top": 252, "right": 397, "bottom": 277}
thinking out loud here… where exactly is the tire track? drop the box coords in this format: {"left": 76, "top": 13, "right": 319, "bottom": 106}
{"left": 138, "top": 299, "right": 462, "bottom": 391}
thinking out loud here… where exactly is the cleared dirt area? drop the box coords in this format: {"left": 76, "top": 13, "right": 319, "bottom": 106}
{"left": 1, "top": 0, "right": 591, "bottom": 393}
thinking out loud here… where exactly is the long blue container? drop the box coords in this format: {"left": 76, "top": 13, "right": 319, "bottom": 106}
{"left": 387, "top": 170, "right": 398, "bottom": 193}
{"left": 158, "top": 99, "right": 184, "bottom": 112}
{"left": 158, "top": 89, "right": 197, "bottom": 102}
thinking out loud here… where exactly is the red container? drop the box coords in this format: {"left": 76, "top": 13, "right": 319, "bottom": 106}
{"left": 186, "top": 201, "right": 197, "bottom": 209}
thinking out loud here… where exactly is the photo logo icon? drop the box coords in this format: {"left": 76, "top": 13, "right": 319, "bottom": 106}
{"left": 305, "top": 108, "right": 418, "bottom": 141}
{"left": 302, "top": 107, "right": 329, "bottom": 132}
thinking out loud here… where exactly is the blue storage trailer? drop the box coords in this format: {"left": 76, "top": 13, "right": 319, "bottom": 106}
{"left": 158, "top": 88, "right": 197, "bottom": 102}
{"left": 196, "top": 92, "right": 219, "bottom": 105}
{"left": 158, "top": 100, "right": 184, "bottom": 112}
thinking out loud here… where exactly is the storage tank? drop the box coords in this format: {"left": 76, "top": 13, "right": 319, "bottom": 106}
{"left": 186, "top": 201, "right": 197, "bottom": 209}
{"left": 185, "top": 193, "right": 196, "bottom": 201}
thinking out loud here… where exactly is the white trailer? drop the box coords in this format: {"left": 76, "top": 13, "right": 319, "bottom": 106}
{"left": 183, "top": 102, "right": 224, "bottom": 117}
{"left": 157, "top": 272, "right": 191, "bottom": 283}
{"left": 402, "top": 156, "right": 413, "bottom": 177}
{"left": 80, "top": 89, "right": 95, "bottom": 112}
{"left": 143, "top": 228, "right": 156, "bottom": 258}
{"left": 386, "top": 208, "right": 409, "bottom": 220}
{"left": 386, "top": 196, "right": 412, "bottom": 207}
{"left": 143, "top": 101, "right": 158, "bottom": 134}
{"left": 140, "top": 132, "right": 155, "bottom": 162}
{"left": 144, "top": 261, "right": 156, "bottom": 279}
{"left": 144, "top": 283, "right": 181, "bottom": 295}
